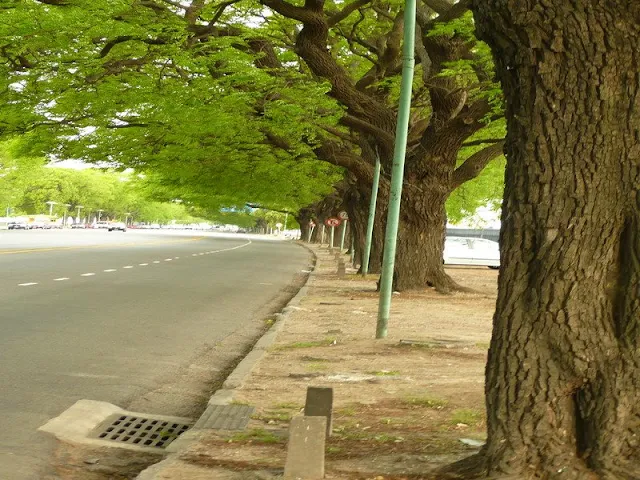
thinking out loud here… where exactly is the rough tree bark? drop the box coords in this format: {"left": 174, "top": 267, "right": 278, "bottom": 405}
{"left": 443, "top": 2, "right": 640, "bottom": 478}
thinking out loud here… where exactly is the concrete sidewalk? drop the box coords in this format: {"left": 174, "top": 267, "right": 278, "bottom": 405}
{"left": 136, "top": 244, "right": 496, "bottom": 479}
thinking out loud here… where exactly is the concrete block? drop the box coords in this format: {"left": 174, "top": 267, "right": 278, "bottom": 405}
{"left": 304, "top": 387, "right": 333, "bottom": 437}
{"left": 284, "top": 416, "right": 326, "bottom": 480}
{"left": 336, "top": 261, "right": 346, "bottom": 278}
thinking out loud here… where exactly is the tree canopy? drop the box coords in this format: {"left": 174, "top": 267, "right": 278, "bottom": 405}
{"left": 0, "top": 0, "right": 505, "bottom": 222}
{"left": 1, "top": 0, "right": 345, "bottom": 214}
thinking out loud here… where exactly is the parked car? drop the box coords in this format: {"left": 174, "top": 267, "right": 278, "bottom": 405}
{"left": 71, "top": 223, "right": 86, "bottom": 229}
{"left": 108, "top": 222, "right": 127, "bottom": 232}
{"left": 95, "top": 221, "right": 110, "bottom": 229}
{"left": 7, "top": 221, "right": 28, "bottom": 230}
{"left": 443, "top": 236, "right": 500, "bottom": 269}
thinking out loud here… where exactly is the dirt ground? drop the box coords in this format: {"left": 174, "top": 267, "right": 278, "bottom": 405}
{"left": 171, "top": 245, "right": 498, "bottom": 479}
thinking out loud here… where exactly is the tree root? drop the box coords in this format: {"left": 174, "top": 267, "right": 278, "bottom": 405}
{"left": 428, "top": 270, "right": 477, "bottom": 295}
{"left": 435, "top": 453, "right": 488, "bottom": 479}
{"left": 432, "top": 452, "right": 640, "bottom": 480}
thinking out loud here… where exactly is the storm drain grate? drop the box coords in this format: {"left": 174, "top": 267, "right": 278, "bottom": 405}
{"left": 90, "top": 414, "right": 192, "bottom": 449}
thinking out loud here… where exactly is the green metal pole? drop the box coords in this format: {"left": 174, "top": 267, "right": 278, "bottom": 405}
{"left": 362, "top": 154, "right": 381, "bottom": 276}
{"left": 376, "top": 0, "right": 416, "bottom": 339}
{"left": 340, "top": 220, "right": 347, "bottom": 252}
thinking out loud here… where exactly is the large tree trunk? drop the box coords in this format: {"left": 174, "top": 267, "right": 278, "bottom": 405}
{"left": 444, "top": 2, "right": 640, "bottom": 478}
{"left": 343, "top": 178, "right": 384, "bottom": 274}
{"left": 393, "top": 186, "right": 464, "bottom": 293}
{"left": 296, "top": 207, "right": 313, "bottom": 242}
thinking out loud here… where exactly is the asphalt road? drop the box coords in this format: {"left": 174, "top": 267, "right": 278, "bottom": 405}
{"left": 0, "top": 229, "right": 311, "bottom": 479}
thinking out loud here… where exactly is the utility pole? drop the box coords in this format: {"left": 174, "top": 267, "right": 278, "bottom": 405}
{"left": 376, "top": 0, "right": 416, "bottom": 339}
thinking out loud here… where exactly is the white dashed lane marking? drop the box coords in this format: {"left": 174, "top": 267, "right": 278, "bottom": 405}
{"left": 13, "top": 240, "right": 252, "bottom": 287}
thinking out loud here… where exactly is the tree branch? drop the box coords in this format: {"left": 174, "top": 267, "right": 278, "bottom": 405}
{"left": 327, "top": 0, "right": 371, "bottom": 26}
{"left": 422, "top": 0, "right": 454, "bottom": 15}
{"left": 99, "top": 36, "right": 167, "bottom": 58}
{"left": 319, "top": 124, "right": 357, "bottom": 144}
{"left": 260, "top": 0, "right": 316, "bottom": 22}
{"left": 339, "top": 115, "right": 394, "bottom": 145}
{"left": 246, "top": 203, "right": 295, "bottom": 214}
{"left": 450, "top": 141, "right": 504, "bottom": 189}
{"left": 208, "top": 0, "right": 242, "bottom": 26}
{"left": 157, "top": 0, "right": 186, "bottom": 9}
{"left": 462, "top": 137, "right": 505, "bottom": 147}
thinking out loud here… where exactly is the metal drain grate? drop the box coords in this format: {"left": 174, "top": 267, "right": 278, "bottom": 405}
{"left": 91, "top": 414, "right": 192, "bottom": 449}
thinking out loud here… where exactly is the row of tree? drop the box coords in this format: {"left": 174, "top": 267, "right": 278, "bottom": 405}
{"left": 0, "top": 0, "right": 505, "bottom": 291}
{"left": 0, "top": 141, "right": 211, "bottom": 224}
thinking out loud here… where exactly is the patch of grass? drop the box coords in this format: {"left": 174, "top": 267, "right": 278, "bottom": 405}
{"left": 379, "top": 417, "right": 405, "bottom": 426}
{"left": 277, "top": 338, "right": 336, "bottom": 350}
{"left": 475, "top": 342, "right": 490, "bottom": 349}
{"left": 333, "top": 426, "right": 403, "bottom": 443}
{"left": 273, "top": 402, "right": 302, "bottom": 410}
{"left": 335, "top": 407, "right": 357, "bottom": 417}
{"left": 306, "top": 362, "right": 329, "bottom": 372}
{"left": 403, "top": 396, "right": 449, "bottom": 409}
{"left": 367, "top": 370, "right": 401, "bottom": 376}
{"left": 227, "top": 428, "right": 283, "bottom": 444}
{"left": 450, "top": 408, "right": 484, "bottom": 426}
{"left": 326, "top": 446, "right": 343, "bottom": 454}
{"left": 254, "top": 410, "right": 293, "bottom": 422}
{"left": 230, "top": 400, "right": 250, "bottom": 406}
{"left": 300, "top": 355, "right": 330, "bottom": 362}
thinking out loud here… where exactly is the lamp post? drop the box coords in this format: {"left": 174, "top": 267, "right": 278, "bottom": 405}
{"left": 45, "top": 201, "right": 57, "bottom": 216}
{"left": 376, "top": 0, "right": 416, "bottom": 339}
{"left": 63, "top": 204, "right": 71, "bottom": 227}
{"left": 76, "top": 205, "right": 84, "bottom": 224}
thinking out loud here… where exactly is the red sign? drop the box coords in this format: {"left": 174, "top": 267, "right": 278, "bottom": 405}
{"left": 325, "top": 217, "right": 341, "bottom": 227}
{"left": 338, "top": 211, "right": 349, "bottom": 220}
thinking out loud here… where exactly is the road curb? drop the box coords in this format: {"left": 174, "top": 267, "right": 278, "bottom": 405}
{"left": 136, "top": 243, "right": 317, "bottom": 477}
